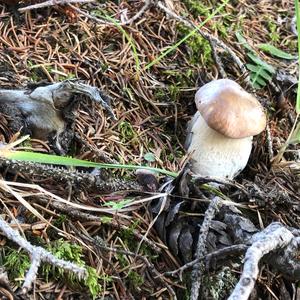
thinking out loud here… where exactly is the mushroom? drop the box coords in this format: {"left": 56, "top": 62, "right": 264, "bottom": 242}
{"left": 185, "top": 79, "right": 266, "bottom": 179}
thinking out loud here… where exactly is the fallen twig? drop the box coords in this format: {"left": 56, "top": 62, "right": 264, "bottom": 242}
{"left": 190, "top": 197, "right": 223, "bottom": 300}
{"left": 265, "top": 124, "right": 274, "bottom": 161}
{"left": 0, "top": 268, "right": 14, "bottom": 300}
{"left": 0, "top": 158, "right": 142, "bottom": 193}
{"left": 33, "top": 195, "right": 163, "bottom": 253}
{"left": 164, "top": 244, "right": 247, "bottom": 279}
{"left": 18, "top": 0, "right": 94, "bottom": 12}
{"left": 208, "top": 37, "right": 227, "bottom": 79}
{"left": 0, "top": 216, "right": 87, "bottom": 293}
{"left": 69, "top": 0, "right": 152, "bottom": 26}
{"left": 228, "top": 223, "right": 294, "bottom": 300}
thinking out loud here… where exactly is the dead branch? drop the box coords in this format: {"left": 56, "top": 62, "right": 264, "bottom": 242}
{"left": 164, "top": 244, "right": 247, "bottom": 279}
{"left": 228, "top": 223, "right": 294, "bottom": 300}
{"left": 0, "top": 158, "right": 142, "bottom": 193}
{"left": 0, "top": 216, "right": 87, "bottom": 293}
{"left": 265, "top": 124, "right": 274, "bottom": 161}
{"left": 208, "top": 37, "right": 227, "bottom": 79}
{"left": 0, "top": 80, "right": 115, "bottom": 153}
{"left": 264, "top": 235, "right": 300, "bottom": 280}
{"left": 190, "top": 197, "right": 223, "bottom": 300}
{"left": 69, "top": 0, "right": 152, "bottom": 26}
{"left": 18, "top": 0, "right": 94, "bottom": 12}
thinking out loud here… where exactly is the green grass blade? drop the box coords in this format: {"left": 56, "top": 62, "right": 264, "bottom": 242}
{"left": 258, "top": 43, "right": 297, "bottom": 60}
{"left": 144, "top": 0, "right": 230, "bottom": 70}
{"left": 1, "top": 150, "right": 178, "bottom": 177}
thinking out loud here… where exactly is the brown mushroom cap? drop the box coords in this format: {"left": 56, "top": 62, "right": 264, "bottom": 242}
{"left": 195, "top": 79, "right": 266, "bottom": 139}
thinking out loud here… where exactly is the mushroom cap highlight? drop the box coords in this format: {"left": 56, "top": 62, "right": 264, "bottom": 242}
{"left": 195, "top": 79, "right": 266, "bottom": 139}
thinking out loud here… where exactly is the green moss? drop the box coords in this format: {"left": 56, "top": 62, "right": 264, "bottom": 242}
{"left": 119, "top": 221, "right": 141, "bottom": 249}
{"left": 203, "top": 266, "right": 238, "bottom": 299}
{"left": 161, "top": 68, "right": 196, "bottom": 101}
{"left": 182, "top": 0, "right": 236, "bottom": 38}
{"left": 43, "top": 239, "right": 105, "bottom": 298}
{"left": 167, "top": 148, "right": 184, "bottom": 163}
{"left": 283, "top": 38, "right": 298, "bottom": 51}
{"left": 177, "top": 24, "right": 213, "bottom": 65}
{"left": 86, "top": 267, "right": 106, "bottom": 298}
{"left": 117, "top": 253, "right": 128, "bottom": 268}
{"left": 119, "top": 223, "right": 158, "bottom": 259}
{"left": 4, "top": 248, "right": 31, "bottom": 281}
{"left": 168, "top": 84, "right": 182, "bottom": 102}
{"left": 182, "top": 0, "right": 211, "bottom": 17}
{"left": 118, "top": 121, "right": 138, "bottom": 144}
{"left": 20, "top": 139, "right": 33, "bottom": 149}
{"left": 53, "top": 214, "right": 67, "bottom": 228}
{"left": 153, "top": 88, "right": 166, "bottom": 102}
{"left": 266, "top": 18, "right": 280, "bottom": 44}
{"left": 127, "top": 271, "right": 144, "bottom": 288}
{"left": 100, "top": 216, "right": 113, "bottom": 224}
{"left": 3, "top": 239, "right": 108, "bottom": 298}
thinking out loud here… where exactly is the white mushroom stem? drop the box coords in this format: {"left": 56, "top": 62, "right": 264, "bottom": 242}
{"left": 187, "top": 112, "right": 253, "bottom": 179}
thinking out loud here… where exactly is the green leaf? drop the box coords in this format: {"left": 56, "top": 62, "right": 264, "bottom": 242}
{"left": 245, "top": 64, "right": 260, "bottom": 73}
{"left": 254, "top": 76, "right": 267, "bottom": 86}
{"left": 0, "top": 150, "right": 178, "bottom": 177}
{"left": 258, "top": 43, "right": 297, "bottom": 60}
{"left": 250, "top": 72, "right": 263, "bottom": 88}
{"left": 144, "top": 152, "right": 156, "bottom": 162}
{"left": 100, "top": 216, "right": 113, "bottom": 224}
{"left": 252, "top": 82, "right": 262, "bottom": 89}
{"left": 258, "top": 69, "right": 273, "bottom": 81}
{"left": 246, "top": 64, "right": 272, "bottom": 81}
{"left": 104, "top": 199, "right": 133, "bottom": 210}
{"left": 247, "top": 52, "right": 276, "bottom": 74}
{"left": 235, "top": 32, "right": 253, "bottom": 52}
{"left": 249, "top": 66, "right": 269, "bottom": 89}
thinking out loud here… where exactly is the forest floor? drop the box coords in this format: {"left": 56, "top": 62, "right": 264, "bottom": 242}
{"left": 0, "top": 0, "right": 299, "bottom": 299}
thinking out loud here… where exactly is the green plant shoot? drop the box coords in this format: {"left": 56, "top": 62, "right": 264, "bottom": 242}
{"left": 0, "top": 149, "right": 178, "bottom": 177}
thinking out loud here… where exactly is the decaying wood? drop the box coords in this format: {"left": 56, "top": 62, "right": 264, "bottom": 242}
{"left": 228, "top": 223, "right": 294, "bottom": 300}
{"left": 0, "top": 80, "right": 115, "bottom": 153}
{"left": 0, "top": 158, "right": 142, "bottom": 193}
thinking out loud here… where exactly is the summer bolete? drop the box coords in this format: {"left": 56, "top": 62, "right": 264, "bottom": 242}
{"left": 186, "top": 79, "right": 266, "bottom": 179}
